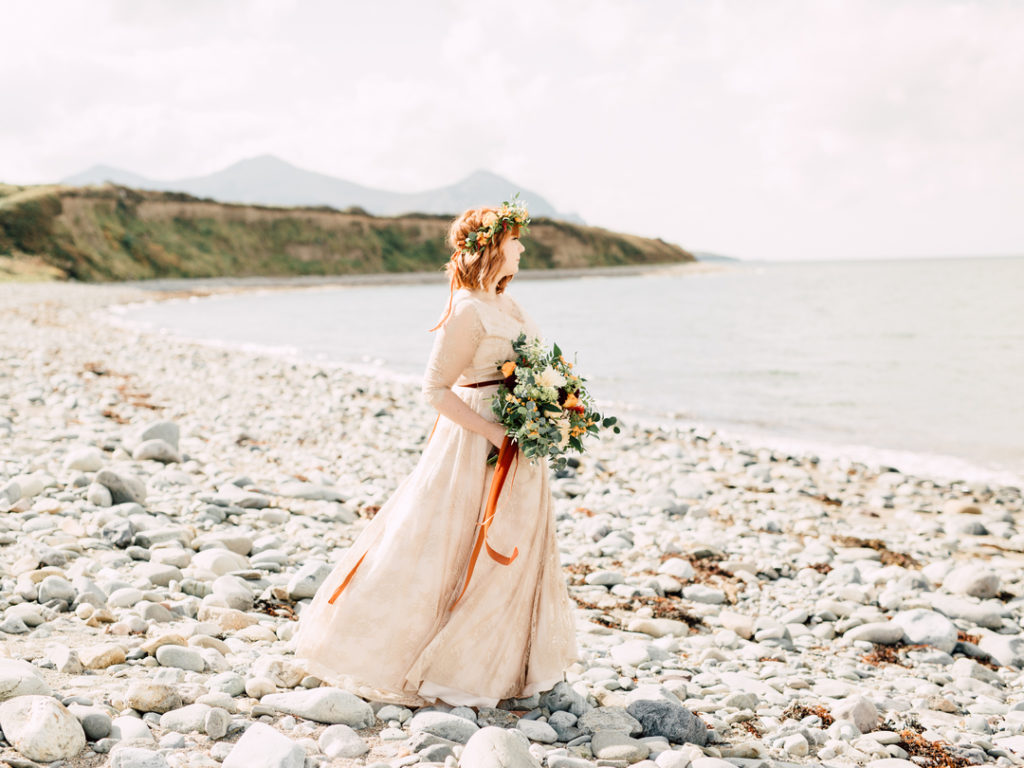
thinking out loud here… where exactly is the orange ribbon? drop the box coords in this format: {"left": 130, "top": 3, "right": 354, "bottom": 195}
{"left": 327, "top": 414, "right": 520, "bottom": 608}
{"left": 326, "top": 550, "right": 367, "bottom": 605}
{"left": 449, "top": 434, "right": 520, "bottom": 611}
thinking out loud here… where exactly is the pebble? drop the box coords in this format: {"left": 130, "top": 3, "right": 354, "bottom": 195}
{"left": 459, "top": 726, "right": 539, "bottom": 767}
{"left": 591, "top": 729, "right": 651, "bottom": 762}
{"left": 155, "top": 644, "right": 206, "bottom": 672}
{"left": 410, "top": 710, "right": 481, "bottom": 743}
{"left": 110, "top": 715, "right": 156, "bottom": 743}
{"left": 892, "top": 609, "right": 959, "bottom": 653}
{"left": 0, "top": 659, "right": 52, "bottom": 699}
{"left": 159, "top": 702, "right": 211, "bottom": 733}
{"left": 261, "top": 688, "right": 375, "bottom": 727}
{"left": 80, "top": 643, "right": 127, "bottom": 669}
{"left": 628, "top": 699, "right": 709, "bottom": 746}
{"left": 831, "top": 695, "right": 880, "bottom": 734}
{"left": 67, "top": 703, "right": 113, "bottom": 739}
{"left": 517, "top": 717, "right": 559, "bottom": 742}
{"left": 0, "top": 695, "right": 86, "bottom": 762}
{"left": 579, "top": 706, "right": 643, "bottom": 736}
{"left": 318, "top": 723, "right": 370, "bottom": 758}
{"left": 943, "top": 564, "right": 1001, "bottom": 599}
{"left": 222, "top": 722, "right": 305, "bottom": 768}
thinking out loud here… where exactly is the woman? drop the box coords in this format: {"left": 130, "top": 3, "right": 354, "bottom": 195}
{"left": 294, "top": 199, "right": 579, "bottom": 708}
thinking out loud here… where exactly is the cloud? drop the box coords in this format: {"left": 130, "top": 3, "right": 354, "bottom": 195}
{"left": 2, "top": 0, "right": 1022, "bottom": 260}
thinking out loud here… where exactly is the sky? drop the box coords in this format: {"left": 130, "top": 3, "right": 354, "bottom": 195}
{"left": 3, "top": 0, "right": 1022, "bottom": 261}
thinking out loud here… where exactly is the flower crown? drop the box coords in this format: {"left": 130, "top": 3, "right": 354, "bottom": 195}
{"left": 458, "top": 193, "right": 531, "bottom": 256}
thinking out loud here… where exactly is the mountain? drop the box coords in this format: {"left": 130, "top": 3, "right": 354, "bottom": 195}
{"left": 61, "top": 155, "right": 584, "bottom": 223}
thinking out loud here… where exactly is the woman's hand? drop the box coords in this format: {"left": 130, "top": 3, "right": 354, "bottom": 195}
{"left": 485, "top": 422, "right": 507, "bottom": 450}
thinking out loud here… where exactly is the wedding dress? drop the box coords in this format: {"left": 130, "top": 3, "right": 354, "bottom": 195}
{"left": 293, "top": 287, "right": 579, "bottom": 708}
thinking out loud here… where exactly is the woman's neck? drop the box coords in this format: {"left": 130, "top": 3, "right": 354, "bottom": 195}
{"left": 470, "top": 285, "right": 502, "bottom": 300}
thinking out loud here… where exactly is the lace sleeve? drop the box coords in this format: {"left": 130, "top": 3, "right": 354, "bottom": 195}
{"left": 420, "top": 300, "right": 484, "bottom": 409}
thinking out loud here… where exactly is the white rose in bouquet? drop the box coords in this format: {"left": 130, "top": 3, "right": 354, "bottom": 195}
{"left": 535, "top": 366, "right": 566, "bottom": 389}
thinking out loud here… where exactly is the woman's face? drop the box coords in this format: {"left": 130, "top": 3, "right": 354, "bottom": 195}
{"left": 499, "top": 233, "right": 524, "bottom": 279}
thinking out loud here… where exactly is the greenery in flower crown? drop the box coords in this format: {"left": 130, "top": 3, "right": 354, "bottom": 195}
{"left": 460, "top": 192, "right": 531, "bottom": 256}
{"left": 489, "top": 332, "right": 619, "bottom": 471}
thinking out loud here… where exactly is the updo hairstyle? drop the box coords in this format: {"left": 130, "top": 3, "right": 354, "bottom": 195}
{"left": 428, "top": 206, "right": 524, "bottom": 331}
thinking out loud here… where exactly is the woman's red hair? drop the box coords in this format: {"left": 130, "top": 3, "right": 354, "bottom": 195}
{"left": 429, "top": 206, "right": 524, "bottom": 332}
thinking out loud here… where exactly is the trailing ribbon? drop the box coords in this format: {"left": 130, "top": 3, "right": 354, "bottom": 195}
{"left": 326, "top": 550, "right": 367, "bottom": 605}
{"left": 326, "top": 413, "right": 520, "bottom": 608}
{"left": 449, "top": 434, "right": 520, "bottom": 611}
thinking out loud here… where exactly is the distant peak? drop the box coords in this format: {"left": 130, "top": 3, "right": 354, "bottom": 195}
{"left": 464, "top": 169, "right": 506, "bottom": 182}
{"left": 229, "top": 154, "right": 296, "bottom": 169}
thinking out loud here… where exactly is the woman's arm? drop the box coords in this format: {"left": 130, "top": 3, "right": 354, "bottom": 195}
{"left": 421, "top": 301, "right": 505, "bottom": 449}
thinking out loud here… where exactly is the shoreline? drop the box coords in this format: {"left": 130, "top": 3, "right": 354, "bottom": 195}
{"left": 102, "top": 276, "right": 1023, "bottom": 492}
{"left": 102, "top": 259, "right": 732, "bottom": 294}
{"left": 2, "top": 279, "right": 1024, "bottom": 767}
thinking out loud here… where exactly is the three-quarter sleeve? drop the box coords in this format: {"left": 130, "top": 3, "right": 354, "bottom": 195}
{"left": 421, "top": 300, "right": 484, "bottom": 409}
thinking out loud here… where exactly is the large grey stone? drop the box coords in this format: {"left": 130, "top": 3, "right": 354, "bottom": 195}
{"left": 155, "top": 645, "right": 205, "bottom": 672}
{"left": 831, "top": 696, "right": 879, "bottom": 733}
{"left": 133, "top": 439, "right": 181, "bottom": 464}
{"left": 539, "top": 681, "right": 589, "bottom": 717}
{"left": 591, "top": 729, "right": 651, "bottom": 762}
{"left": 579, "top": 706, "right": 643, "bottom": 737}
{"left": 626, "top": 699, "right": 708, "bottom": 745}
{"left": 135, "top": 562, "right": 183, "bottom": 587}
{"left": 0, "top": 658, "right": 52, "bottom": 701}
{"left": 138, "top": 420, "right": 181, "bottom": 450}
{"left": 64, "top": 446, "right": 104, "bottom": 472}
{"left": 844, "top": 622, "right": 905, "bottom": 645}
{"left": 159, "top": 703, "right": 211, "bottom": 733}
{"left": 191, "top": 548, "right": 250, "bottom": 576}
{"left": 38, "top": 575, "right": 76, "bottom": 604}
{"left": 458, "top": 726, "right": 540, "bottom": 767}
{"left": 979, "top": 632, "right": 1024, "bottom": 668}
{"left": 0, "top": 695, "right": 86, "bottom": 761}
{"left": 547, "top": 710, "right": 581, "bottom": 742}
{"left": 943, "top": 565, "right": 1001, "bottom": 599}
{"left": 410, "top": 710, "right": 480, "bottom": 743}
{"left": 205, "top": 707, "right": 231, "bottom": 739}
{"left": 892, "top": 609, "right": 958, "bottom": 653}
{"left": 212, "top": 575, "right": 255, "bottom": 611}
{"left": 110, "top": 715, "right": 156, "bottom": 743}
{"left": 222, "top": 722, "right": 304, "bottom": 768}
{"left": 260, "top": 689, "right": 374, "bottom": 727}
{"left": 318, "top": 724, "right": 369, "bottom": 758}
{"left": 286, "top": 560, "right": 331, "bottom": 600}
{"left": 517, "top": 718, "right": 558, "bottom": 743}
{"left": 67, "top": 703, "right": 112, "bottom": 740}
{"left": 95, "top": 469, "right": 147, "bottom": 504}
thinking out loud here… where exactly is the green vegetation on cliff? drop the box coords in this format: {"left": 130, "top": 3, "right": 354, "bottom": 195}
{"left": 0, "top": 183, "right": 693, "bottom": 282}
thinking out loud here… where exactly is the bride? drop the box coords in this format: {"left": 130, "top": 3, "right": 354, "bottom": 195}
{"left": 293, "top": 199, "right": 580, "bottom": 708}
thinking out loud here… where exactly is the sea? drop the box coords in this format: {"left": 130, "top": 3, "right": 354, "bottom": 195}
{"left": 108, "top": 256, "right": 1024, "bottom": 487}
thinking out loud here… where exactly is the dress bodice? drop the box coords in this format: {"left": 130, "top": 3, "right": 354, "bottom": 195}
{"left": 421, "top": 288, "right": 542, "bottom": 408}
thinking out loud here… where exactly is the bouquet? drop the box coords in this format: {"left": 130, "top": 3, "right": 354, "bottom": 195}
{"left": 489, "top": 333, "right": 619, "bottom": 471}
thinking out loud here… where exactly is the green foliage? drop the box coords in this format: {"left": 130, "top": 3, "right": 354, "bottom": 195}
{"left": 0, "top": 194, "right": 62, "bottom": 253}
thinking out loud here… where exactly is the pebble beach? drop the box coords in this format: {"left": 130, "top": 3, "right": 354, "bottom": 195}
{"left": 2, "top": 280, "right": 1024, "bottom": 768}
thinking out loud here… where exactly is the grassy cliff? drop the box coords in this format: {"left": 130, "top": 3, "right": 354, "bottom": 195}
{"left": 0, "top": 183, "right": 693, "bottom": 282}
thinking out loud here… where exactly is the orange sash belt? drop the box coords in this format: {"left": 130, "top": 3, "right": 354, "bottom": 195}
{"left": 327, "top": 406, "right": 520, "bottom": 607}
